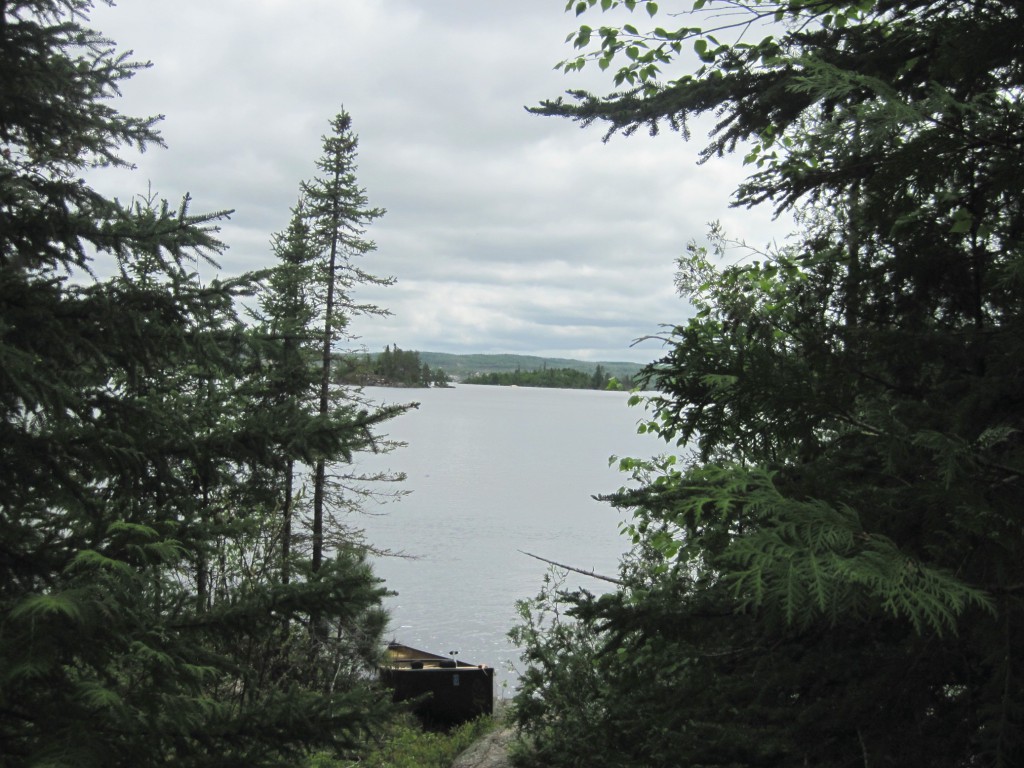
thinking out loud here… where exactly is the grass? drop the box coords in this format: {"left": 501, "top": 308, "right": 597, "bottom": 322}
{"left": 310, "top": 712, "right": 501, "bottom": 768}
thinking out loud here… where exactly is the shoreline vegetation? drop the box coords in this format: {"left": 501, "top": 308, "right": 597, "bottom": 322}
{"left": 337, "top": 347, "right": 644, "bottom": 390}
{"left": 310, "top": 711, "right": 504, "bottom": 768}
{"left": 336, "top": 346, "right": 454, "bottom": 388}
{"left": 462, "top": 364, "right": 629, "bottom": 390}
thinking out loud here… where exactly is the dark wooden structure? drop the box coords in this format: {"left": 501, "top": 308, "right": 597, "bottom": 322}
{"left": 380, "top": 642, "right": 494, "bottom": 724}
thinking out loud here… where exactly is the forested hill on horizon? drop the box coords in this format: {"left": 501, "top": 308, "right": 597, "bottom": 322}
{"left": 414, "top": 352, "right": 647, "bottom": 382}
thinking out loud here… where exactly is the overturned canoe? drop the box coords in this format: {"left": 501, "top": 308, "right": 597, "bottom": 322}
{"left": 380, "top": 641, "right": 494, "bottom": 724}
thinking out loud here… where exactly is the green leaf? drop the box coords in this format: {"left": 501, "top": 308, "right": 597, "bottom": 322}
{"left": 68, "top": 549, "right": 134, "bottom": 576}
{"left": 646, "top": 1, "right": 658, "bottom": 16}
{"left": 76, "top": 681, "right": 124, "bottom": 711}
{"left": 107, "top": 520, "right": 159, "bottom": 539}
{"left": 11, "top": 592, "right": 87, "bottom": 623}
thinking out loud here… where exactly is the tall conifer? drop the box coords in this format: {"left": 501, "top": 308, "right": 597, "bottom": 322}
{"left": 1, "top": 4, "right": 395, "bottom": 764}
{"left": 298, "top": 110, "right": 394, "bottom": 575}
{"left": 251, "top": 205, "right": 319, "bottom": 586}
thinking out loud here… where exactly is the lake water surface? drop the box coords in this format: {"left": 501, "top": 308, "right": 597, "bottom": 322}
{"left": 352, "top": 384, "right": 662, "bottom": 694}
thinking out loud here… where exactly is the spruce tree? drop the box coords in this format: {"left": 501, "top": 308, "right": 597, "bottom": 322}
{"left": 1, "top": 3, "right": 395, "bottom": 764}
{"left": 252, "top": 199, "right": 405, "bottom": 592}
{"left": 298, "top": 110, "right": 395, "bottom": 575}
{"left": 251, "top": 205, "right": 319, "bottom": 586}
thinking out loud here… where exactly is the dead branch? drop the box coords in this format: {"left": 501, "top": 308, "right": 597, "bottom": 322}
{"left": 519, "top": 550, "right": 624, "bottom": 586}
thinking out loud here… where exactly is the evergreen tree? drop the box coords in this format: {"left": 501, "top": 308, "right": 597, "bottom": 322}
{"left": 253, "top": 204, "right": 406, "bottom": 586}
{"left": 432, "top": 366, "right": 452, "bottom": 388}
{"left": 514, "top": 1, "right": 1024, "bottom": 766}
{"left": 251, "top": 205, "right": 319, "bottom": 585}
{"left": 299, "top": 110, "right": 394, "bottom": 575}
{"left": 1, "top": 4, "right": 394, "bottom": 764}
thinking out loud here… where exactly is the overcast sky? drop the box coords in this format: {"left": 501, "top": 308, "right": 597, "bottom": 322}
{"left": 87, "top": 0, "right": 791, "bottom": 364}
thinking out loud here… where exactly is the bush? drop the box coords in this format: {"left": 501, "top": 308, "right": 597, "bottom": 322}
{"left": 310, "top": 712, "right": 498, "bottom": 768}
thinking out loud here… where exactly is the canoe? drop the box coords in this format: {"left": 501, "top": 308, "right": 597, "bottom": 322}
{"left": 380, "top": 641, "right": 494, "bottom": 724}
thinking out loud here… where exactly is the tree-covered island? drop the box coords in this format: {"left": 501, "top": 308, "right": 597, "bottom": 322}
{"left": 335, "top": 345, "right": 452, "bottom": 387}
{"left": 464, "top": 363, "right": 630, "bottom": 390}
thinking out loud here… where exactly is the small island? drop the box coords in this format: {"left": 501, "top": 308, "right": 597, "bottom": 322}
{"left": 336, "top": 345, "right": 452, "bottom": 388}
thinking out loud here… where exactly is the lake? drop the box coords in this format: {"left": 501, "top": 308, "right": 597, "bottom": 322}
{"left": 351, "top": 384, "right": 662, "bottom": 695}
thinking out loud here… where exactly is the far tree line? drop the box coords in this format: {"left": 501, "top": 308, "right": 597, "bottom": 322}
{"left": 464, "top": 363, "right": 629, "bottom": 390}
{"left": 335, "top": 349, "right": 633, "bottom": 390}
{"left": 336, "top": 345, "right": 452, "bottom": 387}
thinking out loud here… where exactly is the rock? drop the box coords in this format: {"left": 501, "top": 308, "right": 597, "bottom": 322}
{"left": 451, "top": 726, "right": 516, "bottom": 768}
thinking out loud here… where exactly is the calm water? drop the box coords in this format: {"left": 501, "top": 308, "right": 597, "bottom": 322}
{"left": 351, "top": 384, "right": 661, "bottom": 694}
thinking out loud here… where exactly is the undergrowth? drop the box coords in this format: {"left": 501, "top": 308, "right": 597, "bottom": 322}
{"left": 310, "top": 712, "right": 499, "bottom": 768}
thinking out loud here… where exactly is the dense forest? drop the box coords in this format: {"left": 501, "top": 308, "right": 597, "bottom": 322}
{"left": 336, "top": 349, "right": 638, "bottom": 389}
{"left": 1, "top": 3, "right": 407, "bottom": 765}
{"left": 416, "top": 351, "right": 645, "bottom": 382}
{"left": 463, "top": 363, "right": 629, "bottom": 390}
{"left": 510, "top": 1, "right": 1024, "bottom": 767}
{"left": 336, "top": 346, "right": 452, "bottom": 388}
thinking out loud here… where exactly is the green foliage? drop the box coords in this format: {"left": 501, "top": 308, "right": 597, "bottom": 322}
{"left": 513, "top": 1, "right": 1024, "bottom": 766}
{"left": 310, "top": 713, "right": 498, "bottom": 768}
{"left": 375, "top": 345, "right": 428, "bottom": 386}
{"left": 336, "top": 345, "right": 451, "bottom": 387}
{"left": 463, "top": 363, "right": 629, "bottom": 390}
{"left": 1, "top": 3, "right": 400, "bottom": 765}
{"left": 297, "top": 108, "right": 400, "bottom": 575}
{"left": 508, "top": 574, "right": 611, "bottom": 768}
{"left": 415, "top": 351, "right": 646, "bottom": 383}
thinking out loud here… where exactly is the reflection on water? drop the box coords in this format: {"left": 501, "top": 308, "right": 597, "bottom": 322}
{"left": 351, "top": 384, "right": 662, "bottom": 694}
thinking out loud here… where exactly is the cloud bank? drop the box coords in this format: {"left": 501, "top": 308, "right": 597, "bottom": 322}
{"left": 88, "top": 0, "right": 791, "bottom": 363}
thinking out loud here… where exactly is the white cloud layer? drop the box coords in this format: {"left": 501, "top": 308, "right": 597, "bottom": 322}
{"left": 87, "top": 0, "right": 792, "bottom": 363}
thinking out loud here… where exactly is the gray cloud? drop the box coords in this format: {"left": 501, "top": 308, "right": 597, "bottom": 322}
{"left": 87, "top": 0, "right": 791, "bottom": 363}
